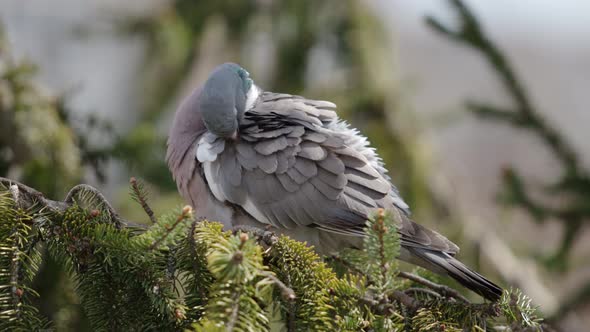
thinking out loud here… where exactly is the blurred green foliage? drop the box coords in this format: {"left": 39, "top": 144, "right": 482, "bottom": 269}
{"left": 0, "top": 30, "right": 80, "bottom": 196}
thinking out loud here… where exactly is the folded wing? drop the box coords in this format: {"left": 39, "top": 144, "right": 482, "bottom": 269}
{"left": 197, "top": 92, "right": 458, "bottom": 255}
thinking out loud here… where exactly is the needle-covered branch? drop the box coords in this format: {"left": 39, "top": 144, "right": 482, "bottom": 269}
{"left": 0, "top": 178, "right": 547, "bottom": 331}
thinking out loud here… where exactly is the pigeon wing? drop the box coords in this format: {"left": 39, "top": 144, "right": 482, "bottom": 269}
{"left": 199, "top": 91, "right": 459, "bottom": 254}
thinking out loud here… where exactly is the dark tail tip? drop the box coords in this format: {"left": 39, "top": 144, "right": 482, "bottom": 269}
{"left": 410, "top": 248, "right": 503, "bottom": 301}
{"left": 445, "top": 256, "right": 503, "bottom": 301}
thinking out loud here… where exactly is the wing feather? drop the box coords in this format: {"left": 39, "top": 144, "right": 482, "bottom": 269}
{"left": 199, "top": 91, "right": 459, "bottom": 255}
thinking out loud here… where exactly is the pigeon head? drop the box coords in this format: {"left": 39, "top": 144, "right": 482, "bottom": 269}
{"left": 199, "top": 63, "right": 254, "bottom": 138}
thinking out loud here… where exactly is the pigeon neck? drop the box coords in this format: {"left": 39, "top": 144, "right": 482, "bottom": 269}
{"left": 245, "top": 84, "right": 260, "bottom": 111}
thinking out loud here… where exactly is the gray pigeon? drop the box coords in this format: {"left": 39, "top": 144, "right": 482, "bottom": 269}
{"left": 166, "top": 63, "right": 502, "bottom": 301}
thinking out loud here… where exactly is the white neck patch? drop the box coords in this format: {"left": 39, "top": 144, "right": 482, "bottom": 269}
{"left": 245, "top": 84, "right": 260, "bottom": 111}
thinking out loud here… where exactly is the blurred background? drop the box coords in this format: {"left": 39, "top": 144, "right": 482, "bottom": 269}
{"left": 0, "top": 0, "right": 588, "bottom": 330}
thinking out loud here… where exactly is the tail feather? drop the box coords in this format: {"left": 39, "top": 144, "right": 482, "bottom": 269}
{"left": 406, "top": 247, "right": 503, "bottom": 301}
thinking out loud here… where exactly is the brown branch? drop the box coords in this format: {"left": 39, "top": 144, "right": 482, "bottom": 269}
{"left": 0, "top": 177, "right": 68, "bottom": 212}
{"left": 0, "top": 177, "right": 146, "bottom": 231}
{"left": 260, "top": 271, "right": 295, "bottom": 301}
{"left": 404, "top": 287, "right": 441, "bottom": 299}
{"left": 389, "top": 290, "right": 420, "bottom": 312}
{"left": 230, "top": 225, "right": 278, "bottom": 247}
{"left": 398, "top": 271, "right": 470, "bottom": 303}
{"left": 129, "top": 177, "right": 157, "bottom": 224}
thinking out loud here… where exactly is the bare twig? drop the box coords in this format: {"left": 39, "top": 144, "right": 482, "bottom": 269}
{"left": 389, "top": 290, "right": 420, "bottom": 312}
{"left": 404, "top": 287, "right": 442, "bottom": 299}
{"left": 130, "top": 177, "right": 157, "bottom": 224}
{"left": 398, "top": 271, "right": 470, "bottom": 303}
{"left": 260, "top": 271, "right": 295, "bottom": 301}
{"left": 230, "top": 225, "right": 278, "bottom": 247}
{"left": 0, "top": 177, "right": 68, "bottom": 212}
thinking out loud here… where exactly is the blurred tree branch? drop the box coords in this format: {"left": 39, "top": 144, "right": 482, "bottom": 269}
{"left": 426, "top": 0, "right": 590, "bottom": 272}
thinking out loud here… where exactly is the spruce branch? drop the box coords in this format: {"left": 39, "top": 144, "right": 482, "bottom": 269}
{"left": 65, "top": 183, "right": 121, "bottom": 227}
{"left": 375, "top": 209, "right": 389, "bottom": 284}
{"left": 0, "top": 189, "right": 47, "bottom": 330}
{"left": 149, "top": 205, "right": 193, "bottom": 250}
{"left": 1, "top": 177, "right": 144, "bottom": 230}
{"left": 130, "top": 177, "right": 157, "bottom": 224}
{"left": 0, "top": 179, "right": 548, "bottom": 330}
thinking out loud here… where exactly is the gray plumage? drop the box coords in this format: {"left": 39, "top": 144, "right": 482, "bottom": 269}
{"left": 166, "top": 63, "right": 502, "bottom": 301}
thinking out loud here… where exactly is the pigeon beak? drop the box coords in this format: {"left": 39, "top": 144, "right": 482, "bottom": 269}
{"left": 230, "top": 130, "right": 238, "bottom": 141}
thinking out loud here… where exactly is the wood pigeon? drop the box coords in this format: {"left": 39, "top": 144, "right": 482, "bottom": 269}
{"left": 166, "top": 63, "right": 502, "bottom": 301}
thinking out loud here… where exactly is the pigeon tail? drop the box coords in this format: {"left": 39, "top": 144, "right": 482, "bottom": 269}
{"left": 407, "top": 247, "right": 503, "bottom": 301}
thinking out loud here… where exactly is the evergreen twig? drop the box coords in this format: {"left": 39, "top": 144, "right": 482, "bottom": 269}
{"left": 9, "top": 225, "right": 22, "bottom": 313}
{"left": 65, "top": 184, "right": 121, "bottom": 227}
{"left": 374, "top": 209, "right": 389, "bottom": 284}
{"left": 149, "top": 205, "right": 192, "bottom": 250}
{"left": 130, "top": 177, "right": 157, "bottom": 224}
